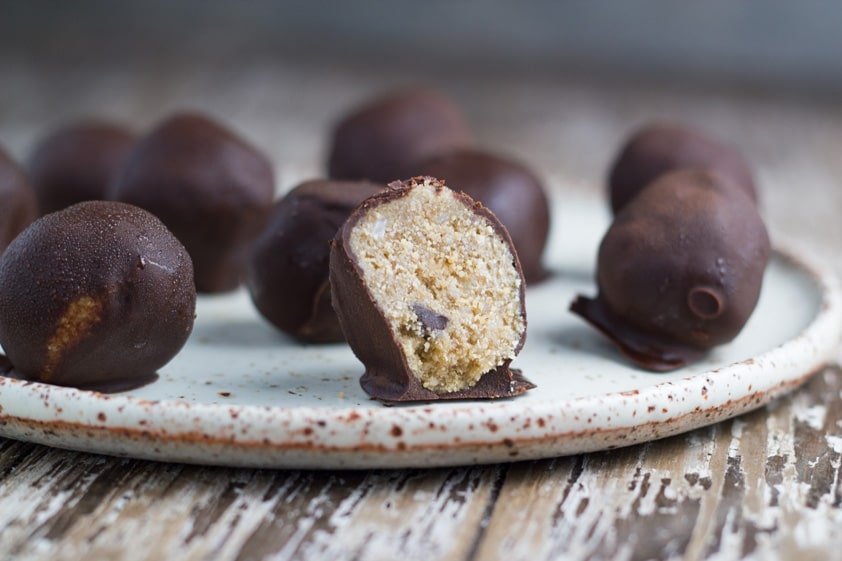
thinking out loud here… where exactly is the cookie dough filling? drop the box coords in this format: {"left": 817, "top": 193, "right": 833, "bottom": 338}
{"left": 348, "top": 178, "right": 524, "bottom": 393}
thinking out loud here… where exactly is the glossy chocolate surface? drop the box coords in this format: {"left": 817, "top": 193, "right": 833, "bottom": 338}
{"left": 28, "top": 121, "right": 136, "bottom": 215}
{"left": 328, "top": 89, "right": 471, "bottom": 183}
{"left": 609, "top": 123, "right": 757, "bottom": 213}
{"left": 247, "top": 179, "right": 383, "bottom": 342}
{"left": 572, "top": 170, "right": 770, "bottom": 371}
{"left": 111, "top": 112, "right": 274, "bottom": 293}
{"left": 0, "top": 201, "right": 196, "bottom": 388}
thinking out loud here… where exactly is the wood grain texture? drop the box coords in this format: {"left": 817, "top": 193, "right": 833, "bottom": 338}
{"left": 0, "top": 57, "right": 841, "bottom": 560}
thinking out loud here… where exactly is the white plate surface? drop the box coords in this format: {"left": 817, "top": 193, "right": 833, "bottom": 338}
{"left": 0, "top": 195, "right": 840, "bottom": 468}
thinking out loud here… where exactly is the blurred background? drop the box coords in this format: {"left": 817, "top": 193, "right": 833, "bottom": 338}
{"left": 5, "top": 1, "right": 842, "bottom": 90}
{"left": 2, "top": 0, "right": 841, "bottom": 254}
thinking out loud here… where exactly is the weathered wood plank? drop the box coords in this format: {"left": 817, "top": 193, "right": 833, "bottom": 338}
{"left": 470, "top": 368, "right": 842, "bottom": 561}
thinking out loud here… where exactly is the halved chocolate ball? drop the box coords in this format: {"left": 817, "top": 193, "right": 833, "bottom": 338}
{"left": 111, "top": 112, "right": 274, "bottom": 293}
{"left": 330, "top": 176, "right": 534, "bottom": 401}
{"left": 417, "top": 149, "right": 551, "bottom": 284}
{"left": 247, "top": 179, "right": 383, "bottom": 342}
{"left": 28, "top": 120, "right": 136, "bottom": 215}
{"left": 327, "top": 89, "right": 471, "bottom": 183}
{"left": 608, "top": 123, "right": 756, "bottom": 213}
{"left": 571, "top": 170, "right": 770, "bottom": 371}
{"left": 0, "top": 145, "right": 38, "bottom": 254}
{"left": 0, "top": 201, "right": 196, "bottom": 389}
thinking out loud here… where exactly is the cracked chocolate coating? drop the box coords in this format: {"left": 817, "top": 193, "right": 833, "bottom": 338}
{"left": 571, "top": 170, "right": 770, "bottom": 371}
{"left": 0, "top": 201, "right": 196, "bottom": 388}
{"left": 247, "top": 179, "right": 383, "bottom": 342}
{"left": 0, "top": 145, "right": 38, "bottom": 254}
{"left": 328, "top": 89, "right": 471, "bottom": 183}
{"left": 28, "top": 121, "right": 136, "bottom": 215}
{"left": 608, "top": 123, "right": 757, "bottom": 214}
{"left": 417, "top": 149, "right": 551, "bottom": 284}
{"left": 111, "top": 112, "right": 274, "bottom": 293}
{"left": 329, "top": 177, "right": 533, "bottom": 401}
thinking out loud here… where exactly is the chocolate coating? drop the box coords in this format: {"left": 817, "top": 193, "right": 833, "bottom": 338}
{"left": 28, "top": 121, "right": 136, "bottom": 215}
{"left": 328, "top": 89, "right": 471, "bottom": 183}
{"left": 417, "top": 150, "right": 551, "bottom": 283}
{"left": 0, "top": 201, "right": 196, "bottom": 388}
{"left": 247, "top": 179, "right": 383, "bottom": 342}
{"left": 609, "top": 123, "right": 757, "bottom": 214}
{"left": 111, "top": 112, "right": 274, "bottom": 293}
{"left": 571, "top": 170, "right": 770, "bottom": 371}
{"left": 0, "top": 145, "right": 38, "bottom": 254}
{"left": 330, "top": 177, "right": 533, "bottom": 401}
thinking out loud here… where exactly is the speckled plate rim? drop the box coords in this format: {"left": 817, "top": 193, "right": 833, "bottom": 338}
{"left": 0, "top": 245, "right": 839, "bottom": 469}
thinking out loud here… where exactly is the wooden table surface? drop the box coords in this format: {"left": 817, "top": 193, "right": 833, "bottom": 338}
{"left": 1, "top": 58, "right": 841, "bottom": 561}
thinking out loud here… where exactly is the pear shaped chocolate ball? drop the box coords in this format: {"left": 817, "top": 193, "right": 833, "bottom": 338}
{"left": 328, "top": 89, "right": 471, "bottom": 183}
{"left": 111, "top": 112, "right": 274, "bottom": 293}
{"left": 28, "top": 121, "right": 136, "bottom": 215}
{"left": 247, "top": 179, "right": 383, "bottom": 342}
{"left": 0, "top": 145, "right": 38, "bottom": 254}
{"left": 0, "top": 201, "right": 196, "bottom": 389}
{"left": 609, "top": 123, "right": 756, "bottom": 213}
{"left": 572, "top": 170, "right": 770, "bottom": 371}
{"left": 417, "top": 150, "right": 551, "bottom": 284}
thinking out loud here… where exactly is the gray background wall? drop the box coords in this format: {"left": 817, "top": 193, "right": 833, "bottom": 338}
{"left": 2, "top": 1, "right": 841, "bottom": 94}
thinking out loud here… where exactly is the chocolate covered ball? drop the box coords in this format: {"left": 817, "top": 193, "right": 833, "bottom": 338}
{"left": 328, "top": 89, "right": 471, "bottom": 183}
{"left": 330, "top": 177, "right": 533, "bottom": 401}
{"left": 111, "top": 112, "right": 274, "bottom": 293}
{"left": 571, "top": 170, "right": 770, "bottom": 371}
{"left": 417, "top": 149, "right": 551, "bottom": 283}
{"left": 28, "top": 121, "right": 136, "bottom": 215}
{"left": 0, "top": 146, "right": 38, "bottom": 254}
{"left": 247, "top": 179, "right": 383, "bottom": 342}
{"left": 0, "top": 201, "right": 196, "bottom": 389}
{"left": 608, "top": 123, "right": 757, "bottom": 213}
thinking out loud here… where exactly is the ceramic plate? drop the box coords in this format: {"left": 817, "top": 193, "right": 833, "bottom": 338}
{"left": 0, "top": 195, "right": 839, "bottom": 469}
